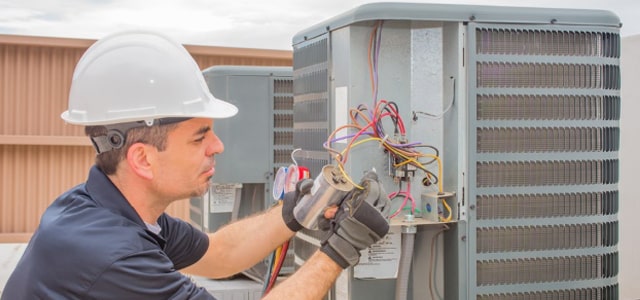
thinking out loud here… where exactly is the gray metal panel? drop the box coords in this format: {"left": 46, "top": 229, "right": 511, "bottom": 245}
{"left": 203, "top": 65, "right": 292, "bottom": 78}
{"left": 199, "top": 65, "right": 295, "bottom": 284}
{"left": 293, "top": 2, "right": 620, "bottom": 45}
{"left": 205, "top": 72, "right": 271, "bottom": 183}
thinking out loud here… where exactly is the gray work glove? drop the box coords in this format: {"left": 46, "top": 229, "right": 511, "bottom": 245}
{"left": 319, "top": 171, "right": 391, "bottom": 268}
{"left": 281, "top": 179, "right": 314, "bottom": 232}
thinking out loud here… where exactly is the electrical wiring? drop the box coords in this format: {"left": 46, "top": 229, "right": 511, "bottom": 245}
{"left": 262, "top": 251, "right": 275, "bottom": 292}
{"left": 440, "top": 198, "right": 453, "bottom": 222}
{"left": 388, "top": 182, "right": 416, "bottom": 218}
{"left": 429, "top": 225, "right": 449, "bottom": 300}
{"left": 264, "top": 240, "right": 290, "bottom": 294}
{"left": 413, "top": 77, "right": 456, "bottom": 120}
{"left": 262, "top": 200, "right": 292, "bottom": 295}
{"left": 321, "top": 20, "right": 448, "bottom": 224}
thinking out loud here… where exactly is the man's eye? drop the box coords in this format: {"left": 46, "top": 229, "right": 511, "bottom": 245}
{"left": 194, "top": 136, "right": 205, "bottom": 142}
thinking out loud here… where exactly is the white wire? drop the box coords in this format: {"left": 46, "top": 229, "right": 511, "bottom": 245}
{"left": 290, "top": 148, "right": 301, "bottom": 166}
{"left": 413, "top": 77, "right": 456, "bottom": 120}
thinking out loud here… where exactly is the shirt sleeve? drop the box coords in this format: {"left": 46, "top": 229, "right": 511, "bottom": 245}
{"left": 159, "top": 213, "right": 210, "bottom": 270}
{"left": 88, "top": 250, "right": 215, "bottom": 299}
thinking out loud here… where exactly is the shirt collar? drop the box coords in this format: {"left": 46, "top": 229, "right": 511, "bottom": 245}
{"left": 84, "top": 165, "right": 167, "bottom": 248}
{"left": 85, "top": 165, "right": 146, "bottom": 228}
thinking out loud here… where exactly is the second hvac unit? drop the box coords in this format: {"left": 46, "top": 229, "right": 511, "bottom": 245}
{"left": 189, "top": 65, "right": 294, "bottom": 282}
{"left": 292, "top": 2, "right": 620, "bottom": 300}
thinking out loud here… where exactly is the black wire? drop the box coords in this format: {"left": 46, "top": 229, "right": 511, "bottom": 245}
{"left": 422, "top": 171, "right": 439, "bottom": 187}
{"left": 375, "top": 101, "right": 400, "bottom": 138}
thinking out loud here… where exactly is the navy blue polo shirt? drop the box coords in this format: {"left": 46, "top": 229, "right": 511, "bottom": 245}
{"left": 2, "top": 166, "right": 214, "bottom": 299}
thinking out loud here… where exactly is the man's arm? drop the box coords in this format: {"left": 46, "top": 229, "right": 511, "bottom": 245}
{"left": 263, "top": 250, "right": 343, "bottom": 299}
{"left": 181, "top": 205, "right": 294, "bottom": 278}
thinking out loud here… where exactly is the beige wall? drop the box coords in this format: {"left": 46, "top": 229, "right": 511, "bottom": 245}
{"left": 0, "top": 34, "right": 291, "bottom": 237}
{"left": 620, "top": 34, "right": 640, "bottom": 300}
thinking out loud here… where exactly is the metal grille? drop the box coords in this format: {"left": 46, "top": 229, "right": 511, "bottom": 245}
{"left": 274, "top": 78, "right": 293, "bottom": 94}
{"left": 292, "top": 36, "right": 331, "bottom": 267}
{"left": 293, "top": 98, "right": 328, "bottom": 123}
{"left": 477, "top": 222, "right": 618, "bottom": 252}
{"left": 477, "top": 252, "right": 618, "bottom": 285}
{"left": 476, "top": 29, "right": 620, "bottom": 58}
{"left": 273, "top": 149, "right": 292, "bottom": 164}
{"left": 477, "top": 95, "right": 620, "bottom": 120}
{"left": 477, "top": 127, "right": 619, "bottom": 153}
{"left": 273, "top": 113, "right": 293, "bottom": 128}
{"left": 293, "top": 128, "right": 328, "bottom": 152}
{"left": 477, "top": 284, "right": 619, "bottom": 300}
{"left": 274, "top": 96, "right": 293, "bottom": 110}
{"left": 477, "top": 63, "right": 620, "bottom": 89}
{"left": 273, "top": 131, "right": 293, "bottom": 146}
{"left": 476, "top": 191, "right": 618, "bottom": 219}
{"left": 471, "top": 24, "right": 619, "bottom": 298}
{"left": 477, "top": 160, "right": 618, "bottom": 187}
{"left": 293, "top": 38, "right": 328, "bottom": 70}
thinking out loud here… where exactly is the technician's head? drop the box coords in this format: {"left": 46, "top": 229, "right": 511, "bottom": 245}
{"left": 61, "top": 31, "right": 238, "bottom": 177}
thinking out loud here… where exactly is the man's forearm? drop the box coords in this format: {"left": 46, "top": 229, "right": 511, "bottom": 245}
{"left": 263, "top": 250, "right": 343, "bottom": 300}
{"left": 182, "top": 205, "right": 295, "bottom": 278}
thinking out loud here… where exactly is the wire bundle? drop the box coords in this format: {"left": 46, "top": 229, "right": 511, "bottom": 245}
{"left": 262, "top": 240, "right": 290, "bottom": 295}
{"left": 322, "top": 20, "right": 450, "bottom": 221}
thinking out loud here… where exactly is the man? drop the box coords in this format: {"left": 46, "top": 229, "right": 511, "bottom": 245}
{"left": 2, "top": 31, "right": 390, "bottom": 299}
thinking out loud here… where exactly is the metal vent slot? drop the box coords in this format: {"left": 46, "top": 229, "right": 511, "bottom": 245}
{"left": 274, "top": 96, "right": 294, "bottom": 110}
{"left": 273, "top": 131, "right": 293, "bottom": 146}
{"left": 477, "top": 160, "right": 618, "bottom": 187}
{"left": 293, "top": 98, "right": 328, "bottom": 123}
{"left": 477, "top": 127, "right": 619, "bottom": 153}
{"left": 476, "top": 222, "right": 618, "bottom": 253}
{"left": 477, "top": 63, "right": 619, "bottom": 89}
{"left": 476, "top": 29, "right": 619, "bottom": 58}
{"left": 293, "top": 128, "right": 328, "bottom": 152}
{"left": 477, "top": 95, "right": 620, "bottom": 121}
{"left": 477, "top": 284, "right": 619, "bottom": 300}
{"left": 273, "top": 113, "right": 293, "bottom": 128}
{"left": 274, "top": 149, "right": 293, "bottom": 164}
{"left": 477, "top": 252, "right": 618, "bottom": 285}
{"left": 293, "top": 38, "right": 328, "bottom": 69}
{"left": 274, "top": 79, "right": 293, "bottom": 94}
{"left": 293, "top": 69, "right": 328, "bottom": 95}
{"left": 476, "top": 191, "right": 618, "bottom": 219}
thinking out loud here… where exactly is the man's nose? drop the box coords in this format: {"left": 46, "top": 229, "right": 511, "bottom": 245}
{"left": 206, "top": 133, "right": 224, "bottom": 156}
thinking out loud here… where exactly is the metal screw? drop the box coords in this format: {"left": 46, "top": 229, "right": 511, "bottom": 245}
{"left": 461, "top": 235, "right": 467, "bottom": 241}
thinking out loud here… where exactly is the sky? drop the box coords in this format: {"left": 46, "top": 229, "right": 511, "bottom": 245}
{"left": 0, "top": 0, "right": 638, "bottom": 50}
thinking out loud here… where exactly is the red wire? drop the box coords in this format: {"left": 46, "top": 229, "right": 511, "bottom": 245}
{"left": 264, "top": 240, "right": 290, "bottom": 294}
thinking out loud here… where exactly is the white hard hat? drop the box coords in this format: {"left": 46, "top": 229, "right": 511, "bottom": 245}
{"left": 61, "top": 30, "right": 238, "bottom": 126}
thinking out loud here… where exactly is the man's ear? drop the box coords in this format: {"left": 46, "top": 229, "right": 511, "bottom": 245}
{"left": 126, "top": 143, "right": 154, "bottom": 180}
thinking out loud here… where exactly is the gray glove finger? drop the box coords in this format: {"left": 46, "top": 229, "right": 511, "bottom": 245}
{"left": 282, "top": 178, "right": 314, "bottom": 232}
{"left": 297, "top": 178, "right": 314, "bottom": 195}
{"left": 321, "top": 197, "right": 390, "bottom": 268}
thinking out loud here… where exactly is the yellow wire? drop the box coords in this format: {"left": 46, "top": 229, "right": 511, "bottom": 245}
{"left": 273, "top": 246, "right": 282, "bottom": 269}
{"left": 338, "top": 137, "right": 444, "bottom": 193}
{"left": 337, "top": 163, "right": 364, "bottom": 190}
{"left": 343, "top": 137, "right": 444, "bottom": 193}
{"left": 439, "top": 199, "right": 453, "bottom": 222}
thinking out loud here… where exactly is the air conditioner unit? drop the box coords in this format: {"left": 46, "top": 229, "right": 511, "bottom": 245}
{"left": 190, "top": 65, "right": 295, "bottom": 283}
{"left": 292, "top": 3, "right": 620, "bottom": 299}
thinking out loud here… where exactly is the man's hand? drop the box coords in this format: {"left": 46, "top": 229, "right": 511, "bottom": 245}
{"left": 281, "top": 179, "right": 314, "bottom": 232}
{"left": 319, "top": 170, "right": 391, "bottom": 268}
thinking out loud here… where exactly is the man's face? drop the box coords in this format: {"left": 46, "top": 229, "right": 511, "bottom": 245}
{"left": 150, "top": 117, "right": 223, "bottom": 201}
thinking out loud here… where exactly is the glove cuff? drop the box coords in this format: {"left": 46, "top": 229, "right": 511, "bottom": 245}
{"left": 282, "top": 191, "right": 303, "bottom": 232}
{"left": 320, "top": 234, "right": 361, "bottom": 269}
